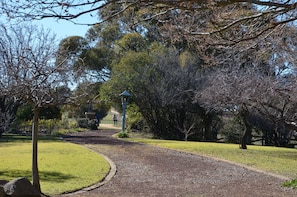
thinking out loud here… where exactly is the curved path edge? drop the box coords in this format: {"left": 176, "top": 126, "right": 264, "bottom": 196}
{"left": 159, "top": 146, "right": 292, "bottom": 181}
{"left": 58, "top": 130, "right": 297, "bottom": 197}
{"left": 62, "top": 152, "right": 117, "bottom": 196}
{"left": 115, "top": 136, "right": 292, "bottom": 181}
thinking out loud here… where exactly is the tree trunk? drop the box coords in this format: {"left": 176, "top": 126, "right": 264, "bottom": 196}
{"left": 32, "top": 106, "right": 41, "bottom": 192}
{"left": 240, "top": 125, "right": 252, "bottom": 149}
{"left": 202, "top": 113, "right": 214, "bottom": 141}
{"left": 239, "top": 105, "right": 253, "bottom": 149}
{"left": 240, "top": 112, "right": 252, "bottom": 149}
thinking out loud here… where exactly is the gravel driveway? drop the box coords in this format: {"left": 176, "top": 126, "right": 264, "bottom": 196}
{"left": 58, "top": 130, "right": 297, "bottom": 197}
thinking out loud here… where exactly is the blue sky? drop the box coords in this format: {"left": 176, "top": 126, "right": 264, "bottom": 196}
{"left": 34, "top": 14, "right": 99, "bottom": 41}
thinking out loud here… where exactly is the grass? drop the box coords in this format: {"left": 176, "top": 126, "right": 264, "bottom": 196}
{"left": 99, "top": 112, "right": 122, "bottom": 129}
{"left": 0, "top": 135, "right": 110, "bottom": 195}
{"left": 100, "top": 113, "right": 116, "bottom": 125}
{"left": 126, "top": 137, "right": 297, "bottom": 179}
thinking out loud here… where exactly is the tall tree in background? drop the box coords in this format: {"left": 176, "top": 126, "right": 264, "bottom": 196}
{"left": 0, "top": 23, "right": 73, "bottom": 192}
{"left": 195, "top": 25, "right": 297, "bottom": 148}
{"left": 1, "top": 1, "right": 296, "bottom": 51}
{"left": 100, "top": 37, "right": 214, "bottom": 140}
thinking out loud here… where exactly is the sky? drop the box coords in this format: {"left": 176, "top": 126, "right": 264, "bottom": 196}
{"left": 34, "top": 14, "right": 99, "bottom": 41}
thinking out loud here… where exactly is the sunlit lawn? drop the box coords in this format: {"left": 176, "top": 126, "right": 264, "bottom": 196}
{"left": 100, "top": 112, "right": 122, "bottom": 129}
{"left": 0, "top": 136, "right": 110, "bottom": 195}
{"left": 126, "top": 137, "right": 297, "bottom": 179}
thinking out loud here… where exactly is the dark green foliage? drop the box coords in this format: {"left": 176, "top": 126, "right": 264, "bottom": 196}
{"left": 76, "top": 118, "right": 89, "bottom": 128}
{"left": 16, "top": 104, "right": 61, "bottom": 121}
{"left": 76, "top": 118, "right": 98, "bottom": 130}
{"left": 101, "top": 45, "right": 219, "bottom": 141}
{"left": 88, "top": 119, "right": 99, "bottom": 130}
{"left": 118, "top": 130, "right": 129, "bottom": 138}
{"left": 126, "top": 104, "right": 149, "bottom": 132}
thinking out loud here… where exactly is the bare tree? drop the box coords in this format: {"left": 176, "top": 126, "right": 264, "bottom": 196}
{"left": 196, "top": 57, "right": 297, "bottom": 148}
{"left": 0, "top": 96, "right": 21, "bottom": 137}
{"left": 0, "top": 23, "right": 73, "bottom": 192}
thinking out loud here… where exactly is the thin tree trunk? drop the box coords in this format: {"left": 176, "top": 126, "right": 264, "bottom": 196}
{"left": 32, "top": 106, "right": 41, "bottom": 192}
{"left": 203, "top": 113, "right": 214, "bottom": 141}
{"left": 239, "top": 105, "right": 252, "bottom": 149}
{"left": 240, "top": 114, "right": 252, "bottom": 150}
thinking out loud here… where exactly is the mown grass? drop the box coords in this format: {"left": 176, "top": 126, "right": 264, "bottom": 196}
{"left": 0, "top": 135, "right": 110, "bottom": 195}
{"left": 100, "top": 113, "right": 116, "bottom": 125}
{"left": 126, "top": 137, "right": 297, "bottom": 179}
{"left": 99, "top": 112, "right": 122, "bottom": 129}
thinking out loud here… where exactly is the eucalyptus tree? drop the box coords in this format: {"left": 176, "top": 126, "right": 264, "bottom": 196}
{"left": 1, "top": 1, "right": 296, "bottom": 29}
{"left": 0, "top": 23, "right": 73, "bottom": 192}
{"left": 100, "top": 37, "right": 214, "bottom": 140}
{"left": 1, "top": 1, "right": 296, "bottom": 53}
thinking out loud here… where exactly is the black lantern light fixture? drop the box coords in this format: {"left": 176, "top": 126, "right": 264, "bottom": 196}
{"left": 120, "top": 90, "right": 131, "bottom": 131}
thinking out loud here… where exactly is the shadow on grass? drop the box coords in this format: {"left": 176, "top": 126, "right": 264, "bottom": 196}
{"left": 0, "top": 134, "right": 61, "bottom": 143}
{"left": 0, "top": 169, "right": 76, "bottom": 183}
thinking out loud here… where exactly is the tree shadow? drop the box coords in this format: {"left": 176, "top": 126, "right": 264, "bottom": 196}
{"left": 0, "top": 169, "right": 76, "bottom": 183}
{"left": 0, "top": 134, "right": 61, "bottom": 144}
{"left": 63, "top": 133, "right": 140, "bottom": 146}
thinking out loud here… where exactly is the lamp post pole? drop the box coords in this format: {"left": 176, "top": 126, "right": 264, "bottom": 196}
{"left": 120, "top": 90, "right": 131, "bottom": 131}
{"left": 122, "top": 102, "right": 127, "bottom": 131}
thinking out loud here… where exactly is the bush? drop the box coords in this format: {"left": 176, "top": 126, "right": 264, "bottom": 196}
{"left": 77, "top": 118, "right": 89, "bottom": 128}
{"left": 118, "top": 130, "right": 129, "bottom": 138}
{"left": 77, "top": 118, "right": 99, "bottom": 130}
{"left": 126, "top": 104, "right": 148, "bottom": 131}
{"left": 88, "top": 119, "right": 99, "bottom": 130}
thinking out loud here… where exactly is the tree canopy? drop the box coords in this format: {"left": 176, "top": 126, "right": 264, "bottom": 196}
{"left": 1, "top": 0, "right": 296, "bottom": 45}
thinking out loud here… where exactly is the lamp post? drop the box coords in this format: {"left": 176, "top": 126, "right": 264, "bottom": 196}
{"left": 120, "top": 90, "right": 131, "bottom": 131}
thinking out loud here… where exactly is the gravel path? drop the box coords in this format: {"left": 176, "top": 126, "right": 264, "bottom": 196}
{"left": 59, "top": 130, "right": 297, "bottom": 197}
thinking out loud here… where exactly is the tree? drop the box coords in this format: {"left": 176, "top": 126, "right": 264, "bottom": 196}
{"left": 101, "top": 41, "right": 217, "bottom": 140}
{"left": 196, "top": 61, "right": 297, "bottom": 148}
{"left": 68, "top": 81, "right": 109, "bottom": 120}
{"left": 0, "top": 23, "right": 73, "bottom": 192}
{"left": 56, "top": 36, "right": 104, "bottom": 81}
{"left": 57, "top": 22, "right": 123, "bottom": 81}
{"left": 1, "top": 1, "right": 296, "bottom": 26}
{"left": 1, "top": 1, "right": 296, "bottom": 47}
{"left": 0, "top": 96, "right": 21, "bottom": 137}
{"left": 16, "top": 104, "right": 61, "bottom": 121}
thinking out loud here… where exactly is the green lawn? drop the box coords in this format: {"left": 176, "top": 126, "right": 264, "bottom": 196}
{"left": 100, "top": 112, "right": 122, "bottom": 129}
{"left": 126, "top": 137, "right": 297, "bottom": 179}
{"left": 0, "top": 136, "right": 110, "bottom": 195}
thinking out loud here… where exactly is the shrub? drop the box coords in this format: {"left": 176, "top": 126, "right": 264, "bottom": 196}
{"left": 77, "top": 118, "right": 99, "bottom": 130}
{"left": 118, "top": 130, "right": 129, "bottom": 138}
{"left": 77, "top": 118, "right": 89, "bottom": 128}
{"left": 88, "top": 119, "right": 99, "bottom": 130}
